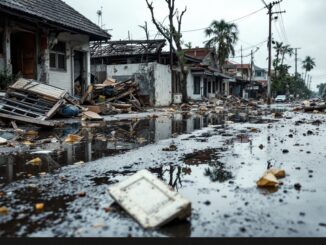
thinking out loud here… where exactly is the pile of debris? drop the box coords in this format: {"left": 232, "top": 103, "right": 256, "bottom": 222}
{"left": 0, "top": 78, "right": 102, "bottom": 128}
{"left": 81, "top": 77, "right": 145, "bottom": 115}
{"left": 293, "top": 99, "right": 326, "bottom": 113}
{"left": 177, "top": 95, "right": 261, "bottom": 114}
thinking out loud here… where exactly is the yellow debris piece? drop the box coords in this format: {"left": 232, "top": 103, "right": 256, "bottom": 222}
{"left": 266, "top": 168, "right": 286, "bottom": 179}
{"left": 257, "top": 173, "right": 279, "bottom": 188}
{"left": 26, "top": 157, "right": 42, "bottom": 166}
{"left": 65, "top": 134, "right": 83, "bottom": 144}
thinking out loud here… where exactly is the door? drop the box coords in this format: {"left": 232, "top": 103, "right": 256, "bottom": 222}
{"left": 11, "top": 32, "right": 36, "bottom": 79}
{"left": 73, "top": 51, "right": 87, "bottom": 97}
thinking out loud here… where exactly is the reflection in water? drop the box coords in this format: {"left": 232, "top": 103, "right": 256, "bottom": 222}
{"left": 0, "top": 111, "right": 260, "bottom": 185}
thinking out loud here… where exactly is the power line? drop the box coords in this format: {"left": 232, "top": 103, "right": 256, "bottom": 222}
{"left": 181, "top": 6, "right": 266, "bottom": 33}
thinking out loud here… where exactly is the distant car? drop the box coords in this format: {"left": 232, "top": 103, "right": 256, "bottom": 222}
{"left": 275, "top": 95, "right": 287, "bottom": 103}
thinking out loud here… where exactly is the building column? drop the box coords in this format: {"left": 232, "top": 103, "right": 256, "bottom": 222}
{"left": 4, "top": 19, "right": 12, "bottom": 75}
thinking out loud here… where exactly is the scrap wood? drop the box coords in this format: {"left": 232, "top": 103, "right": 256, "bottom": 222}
{"left": 82, "top": 111, "right": 104, "bottom": 121}
{"left": 80, "top": 85, "right": 94, "bottom": 105}
{"left": 0, "top": 113, "right": 63, "bottom": 128}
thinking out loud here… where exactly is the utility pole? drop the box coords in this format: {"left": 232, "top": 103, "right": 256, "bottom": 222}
{"left": 294, "top": 48, "right": 301, "bottom": 79}
{"left": 262, "top": 0, "right": 286, "bottom": 104}
{"left": 250, "top": 49, "right": 254, "bottom": 84}
{"left": 241, "top": 46, "right": 243, "bottom": 79}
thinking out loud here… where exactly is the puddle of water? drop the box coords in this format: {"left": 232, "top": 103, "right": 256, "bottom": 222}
{"left": 0, "top": 111, "right": 272, "bottom": 186}
{"left": 182, "top": 148, "right": 226, "bottom": 165}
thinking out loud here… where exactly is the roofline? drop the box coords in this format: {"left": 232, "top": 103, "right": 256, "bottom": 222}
{"left": 0, "top": 5, "right": 111, "bottom": 41}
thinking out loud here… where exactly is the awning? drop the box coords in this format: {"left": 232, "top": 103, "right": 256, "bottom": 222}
{"left": 213, "top": 72, "right": 233, "bottom": 80}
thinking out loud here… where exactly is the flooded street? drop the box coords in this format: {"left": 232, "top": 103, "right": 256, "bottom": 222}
{"left": 1, "top": 105, "right": 326, "bottom": 237}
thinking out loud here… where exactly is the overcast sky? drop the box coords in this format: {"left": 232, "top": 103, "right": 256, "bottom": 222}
{"left": 64, "top": 0, "right": 326, "bottom": 91}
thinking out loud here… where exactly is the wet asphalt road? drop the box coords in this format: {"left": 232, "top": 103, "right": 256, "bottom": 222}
{"left": 0, "top": 105, "right": 326, "bottom": 237}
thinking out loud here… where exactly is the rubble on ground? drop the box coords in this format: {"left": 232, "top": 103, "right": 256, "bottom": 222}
{"left": 293, "top": 98, "right": 326, "bottom": 113}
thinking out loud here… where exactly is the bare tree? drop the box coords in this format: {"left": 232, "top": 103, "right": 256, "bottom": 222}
{"left": 145, "top": 0, "right": 188, "bottom": 102}
{"left": 139, "top": 21, "right": 150, "bottom": 41}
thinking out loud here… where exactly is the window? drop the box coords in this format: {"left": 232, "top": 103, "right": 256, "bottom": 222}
{"left": 256, "top": 71, "right": 262, "bottom": 77}
{"left": 194, "top": 76, "right": 201, "bottom": 95}
{"left": 208, "top": 81, "right": 212, "bottom": 93}
{"left": 213, "top": 81, "right": 217, "bottom": 93}
{"left": 50, "top": 42, "right": 66, "bottom": 71}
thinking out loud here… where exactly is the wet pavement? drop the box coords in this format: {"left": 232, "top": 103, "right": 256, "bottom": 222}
{"left": 0, "top": 104, "right": 326, "bottom": 237}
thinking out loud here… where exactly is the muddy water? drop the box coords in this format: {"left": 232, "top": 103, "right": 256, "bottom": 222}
{"left": 5, "top": 106, "right": 326, "bottom": 237}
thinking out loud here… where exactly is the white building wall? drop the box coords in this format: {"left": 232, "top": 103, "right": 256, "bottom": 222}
{"left": 107, "top": 62, "right": 172, "bottom": 107}
{"left": 154, "top": 63, "right": 172, "bottom": 107}
{"left": 49, "top": 33, "right": 90, "bottom": 94}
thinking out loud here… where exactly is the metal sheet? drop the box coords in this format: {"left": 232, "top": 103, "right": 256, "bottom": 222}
{"left": 108, "top": 170, "right": 191, "bottom": 229}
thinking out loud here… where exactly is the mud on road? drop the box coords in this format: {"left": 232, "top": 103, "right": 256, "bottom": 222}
{"left": 0, "top": 106, "right": 326, "bottom": 237}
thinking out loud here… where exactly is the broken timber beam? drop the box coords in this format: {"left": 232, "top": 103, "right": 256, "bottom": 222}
{"left": 0, "top": 113, "right": 63, "bottom": 127}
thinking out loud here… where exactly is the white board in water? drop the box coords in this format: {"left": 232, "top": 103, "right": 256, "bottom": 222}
{"left": 108, "top": 170, "right": 191, "bottom": 229}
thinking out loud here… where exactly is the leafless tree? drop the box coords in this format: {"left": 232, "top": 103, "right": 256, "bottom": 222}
{"left": 145, "top": 0, "right": 188, "bottom": 102}
{"left": 139, "top": 21, "right": 150, "bottom": 41}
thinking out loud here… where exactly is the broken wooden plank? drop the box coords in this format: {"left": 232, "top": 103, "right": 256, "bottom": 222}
{"left": 46, "top": 99, "right": 65, "bottom": 119}
{"left": 82, "top": 111, "right": 104, "bottom": 121}
{"left": 0, "top": 113, "right": 62, "bottom": 127}
{"left": 80, "top": 85, "right": 94, "bottom": 105}
{"left": 108, "top": 170, "right": 191, "bottom": 229}
{"left": 106, "top": 88, "right": 136, "bottom": 103}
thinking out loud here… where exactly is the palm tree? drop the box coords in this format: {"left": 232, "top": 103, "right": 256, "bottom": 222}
{"left": 273, "top": 41, "right": 284, "bottom": 69}
{"left": 281, "top": 45, "right": 294, "bottom": 66}
{"left": 204, "top": 20, "right": 239, "bottom": 71}
{"left": 302, "top": 56, "right": 316, "bottom": 83}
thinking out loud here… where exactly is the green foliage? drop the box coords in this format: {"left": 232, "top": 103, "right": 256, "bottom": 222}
{"left": 271, "top": 43, "right": 313, "bottom": 99}
{"left": 204, "top": 19, "right": 239, "bottom": 71}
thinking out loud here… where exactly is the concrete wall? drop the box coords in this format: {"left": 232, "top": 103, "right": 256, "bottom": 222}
{"left": 154, "top": 63, "right": 172, "bottom": 107}
{"left": 48, "top": 33, "right": 90, "bottom": 94}
{"left": 106, "top": 62, "right": 172, "bottom": 107}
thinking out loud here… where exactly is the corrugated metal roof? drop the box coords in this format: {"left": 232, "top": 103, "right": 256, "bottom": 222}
{"left": 0, "top": 0, "right": 110, "bottom": 40}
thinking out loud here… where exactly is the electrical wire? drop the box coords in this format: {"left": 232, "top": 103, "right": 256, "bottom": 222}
{"left": 181, "top": 6, "right": 266, "bottom": 33}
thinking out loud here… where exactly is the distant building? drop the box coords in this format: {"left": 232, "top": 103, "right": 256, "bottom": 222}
{"left": 91, "top": 39, "right": 174, "bottom": 107}
{"left": 184, "top": 48, "right": 233, "bottom": 101}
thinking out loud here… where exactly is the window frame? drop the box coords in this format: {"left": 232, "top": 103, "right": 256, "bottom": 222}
{"left": 49, "top": 41, "right": 67, "bottom": 72}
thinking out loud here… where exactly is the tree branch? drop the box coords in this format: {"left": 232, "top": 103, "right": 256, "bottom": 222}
{"left": 145, "top": 0, "right": 171, "bottom": 42}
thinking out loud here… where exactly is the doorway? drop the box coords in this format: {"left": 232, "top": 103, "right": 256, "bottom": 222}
{"left": 73, "top": 50, "right": 87, "bottom": 97}
{"left": 11, "top": 31, "right": 36, "bottom": 79}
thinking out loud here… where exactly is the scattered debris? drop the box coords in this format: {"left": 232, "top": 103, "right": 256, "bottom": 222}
{"left": 108, "top": 170, "right": 191, "bottom": 229}
{"left": 26, "top": 157, "right": 42, "bottom": 166}
{"left": 65, "top": 134, "right": 83, "bottom": 144}
{"left": 0, "top": 207, "right": 9, "bottom": 215}
{"left": 257, "top": 173, "right": 279, "bottom": 188}
{"left": 35, "top": 203, "right": 45, "bottom": 211}
{"left": 266, "top": 168, "right": 286, "bottom": 179}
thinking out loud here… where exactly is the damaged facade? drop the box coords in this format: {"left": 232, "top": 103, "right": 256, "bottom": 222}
{"left": 184, "top": 48, "right": 233, "bottom": 100}
{"left": 0, "top": 0, "right": 110, "bottom": 95}
{"left": 91, "top": 40, "right": 175, "bottom": 107}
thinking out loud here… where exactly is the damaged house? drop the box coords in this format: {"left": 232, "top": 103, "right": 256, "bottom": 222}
{"left": 184, "top": 48, "right": 233, "bottom": 100}
{"left": 91, "top": 39, "right": 178, "bottom": 107}
{"left": 0, "top": 0, "right": 110, "bottom": 95}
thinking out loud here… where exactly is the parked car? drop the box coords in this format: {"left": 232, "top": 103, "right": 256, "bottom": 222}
{"left": 275, "top": 95, "right": 287, "bottom": 103}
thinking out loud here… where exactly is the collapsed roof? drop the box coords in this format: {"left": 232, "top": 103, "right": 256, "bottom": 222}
{"left": 90, "top": 39, "right": 167, "bottom": 58}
